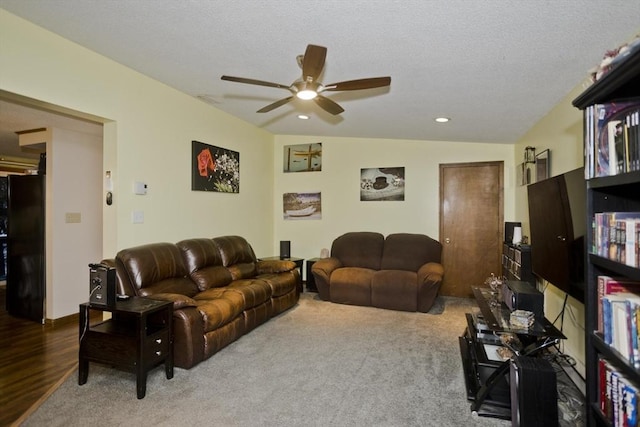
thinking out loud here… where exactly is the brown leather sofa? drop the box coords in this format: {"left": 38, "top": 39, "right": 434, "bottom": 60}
{"left": 105, "top": 236, "right": 301, "bottom": 369}
{"left": 311, "top": 232, "right": 443, "bottom": 312}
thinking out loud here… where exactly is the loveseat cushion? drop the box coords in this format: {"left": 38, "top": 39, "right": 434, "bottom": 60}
{"left": 177, "top": 238, "right": 232, "bottom": 291}
{"left": 116, "top": 242, "right": 198, "bottom": 297}
{"left": 371, "top": 270, "right": 418, "bottom": 312}
{"left": 257, "top": 271, "right": 299, "bottom": 297}
{"left": 330, "top": 267, "right": 375, "bottom": 306}
{"left": 380, "top": 233, "right": 442, "bottom": 272}
{"left": 213, "top": 236, "right": 258, "bottom": 279}
{"left": 331, "top": 232, "right": 385, "bottom": 270}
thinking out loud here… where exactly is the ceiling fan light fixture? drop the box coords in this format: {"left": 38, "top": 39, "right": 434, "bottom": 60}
{"left": 296, "top": 89, "right": 317, "bottom": 100}
{"left": 435, "top": 117, "right": 450, "bottom": 123}
{"left": 297, "top": 114, "right": 310, "bottom": 120}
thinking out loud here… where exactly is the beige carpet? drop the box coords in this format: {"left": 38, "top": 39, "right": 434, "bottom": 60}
{"left": 23, "top": 293, "right": 509, "bottom": 427}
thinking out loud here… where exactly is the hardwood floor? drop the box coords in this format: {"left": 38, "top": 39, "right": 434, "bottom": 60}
{"left": 0, "top": 286, "right": 80, "bottom": 426}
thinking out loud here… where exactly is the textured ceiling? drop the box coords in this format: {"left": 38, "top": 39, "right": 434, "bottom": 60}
{"left": 1, "top": 0, "right": 639, "bottom": 152}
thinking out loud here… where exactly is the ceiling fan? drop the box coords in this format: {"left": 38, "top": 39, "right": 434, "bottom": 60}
{"left": 221, "top": 44, "right": 391, "bottom": 115}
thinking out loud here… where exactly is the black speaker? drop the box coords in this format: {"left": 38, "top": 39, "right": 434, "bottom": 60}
{"left": 89, "top": 263, "right": 116, "bottom": 307}
{"left": 509, "top": 356, "right": 558, "bottom": 427}
{"left": 505, "top": 221, "right": 522, "bottom": 243}
{"left": 279, "top": 240, "right": 291, "bottom": 259}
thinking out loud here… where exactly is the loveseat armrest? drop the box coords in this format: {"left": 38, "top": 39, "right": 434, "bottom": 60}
{"left": 416, "top": 262, "right": 444, "bottom": 313}
{"left": 417, "top": 262, "right": 444, "bottom": 284}
{"left": 311, "top": 257, "right": 343, "bottom": 301}
{"left": 256, "top": 259, "right": 296, "bottom": 275}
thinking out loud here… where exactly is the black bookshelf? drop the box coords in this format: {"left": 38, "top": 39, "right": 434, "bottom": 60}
{"left": 573, "top": 47, "right": 640, "bottom": 427}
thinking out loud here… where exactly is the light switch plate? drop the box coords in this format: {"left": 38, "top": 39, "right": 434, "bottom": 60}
{"left": 65, "top": 212, "right": 81, "bottom": 223}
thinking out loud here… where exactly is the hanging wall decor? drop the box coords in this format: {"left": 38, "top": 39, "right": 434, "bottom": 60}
{"left": 283, "top": 143, "right": 322, "bottom": 172}
{"left": 191, "top": 140, "right": 240, "bottom": 193}
{"left": 283, "top": 192, "right": 321, "bottom": 220}
{"left": 360, "top": 167, "right": 405, "bottom": 201}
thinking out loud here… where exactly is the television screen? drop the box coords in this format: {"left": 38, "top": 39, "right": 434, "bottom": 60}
{"left": 527, "top": 167, "right": 586, "bottom": 302}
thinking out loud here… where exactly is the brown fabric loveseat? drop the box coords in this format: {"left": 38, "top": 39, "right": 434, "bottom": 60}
{"left": 105, "top": 235, "right": 301, "bottom": 369}
{"left": 311, "top": 232, "right": 443, "bottom": 312}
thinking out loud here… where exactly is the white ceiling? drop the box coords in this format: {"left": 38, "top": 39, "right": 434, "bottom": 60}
{"left": 1, "top": 1, "right": 639, "bottom": 153}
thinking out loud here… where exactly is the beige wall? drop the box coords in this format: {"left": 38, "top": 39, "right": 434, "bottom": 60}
{"left": 1, "top": 10, "right": 275, "bottom": 318}
{"left": 514, "top": 82, "right": 590, "bottom": 376}
{"left": 0, "top": 5, "right": 588, "bottom": 379}
{"left": 48, "top": 127, "right": 103, "bottom": 318}
{"left": 274, "top": 135, "right": 516, "bottom": 272}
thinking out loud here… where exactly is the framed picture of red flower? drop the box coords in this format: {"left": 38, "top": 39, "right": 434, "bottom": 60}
{"left": 191, "top": 140, "right": 240, "bottom": 193}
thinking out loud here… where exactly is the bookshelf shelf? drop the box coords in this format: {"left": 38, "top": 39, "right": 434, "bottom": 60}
{"left": 574, "top": 47, "right": 640, "bottom": 427}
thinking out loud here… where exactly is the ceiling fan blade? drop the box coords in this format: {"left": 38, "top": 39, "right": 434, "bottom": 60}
{"left": 257, "top": 96, "right": 294, "bottom": 113}
{"left": 302, "top": 44, "right": 327, "bottom": 82}
{"left": 221, "top": 75, "right": 290, "bottom": 90}
{"left": 324, "top": 76, "right": 391, "bottom": 91}
{"left": 314, "top": 95, "right": 344, "bottom": 115}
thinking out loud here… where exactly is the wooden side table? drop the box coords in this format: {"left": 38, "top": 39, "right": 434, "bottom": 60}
{"left": 78, "top": 297, "right": 173, "bottom": 399}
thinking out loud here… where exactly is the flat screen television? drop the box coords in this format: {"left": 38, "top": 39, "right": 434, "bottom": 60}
{"left": 527, "top": 167, "right": 586, "bottom": 302}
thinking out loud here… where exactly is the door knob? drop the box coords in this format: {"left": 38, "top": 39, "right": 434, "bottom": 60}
{"left": 444, "top": 238, "right": 451, "bottom": 244}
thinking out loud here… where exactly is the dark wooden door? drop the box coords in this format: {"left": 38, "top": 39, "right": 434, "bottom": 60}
{"left": 7, "top": 175, "right": 45, "bottom": 323}
{"left": 439, "top": 162, "right": 503, "bottom": 298}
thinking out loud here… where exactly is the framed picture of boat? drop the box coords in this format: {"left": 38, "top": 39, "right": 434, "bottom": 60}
{"left": 283, "top": 143, "right": 322, "bottom": 172}
{"left": 360, "top": 167, "right": 405, "bottom": 201}
{"left": 191, "top": 140, "right": 240, "bottom": 193}
{"left": 283, "top": 192, "right": 321, "bottom": 220}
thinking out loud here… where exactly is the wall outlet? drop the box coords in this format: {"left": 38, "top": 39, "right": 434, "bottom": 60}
{"left": 65, "top": 212, "right": 81, "bottom": 223}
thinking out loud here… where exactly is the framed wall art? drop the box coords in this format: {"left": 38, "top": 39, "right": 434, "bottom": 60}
{"left": 535, "top": 149, "right": 550, "bottom": 182}
{"left": 191, "top": 140, "right": 240, "bottom": 193}
{"left": 283, "top": 143, "right": 322, "bottom": 172}
{"left": 283, "top": 192, "right": 321, "bottom": 220}
{"left": 360, "top": 167, "right": 405, "bottom": 201}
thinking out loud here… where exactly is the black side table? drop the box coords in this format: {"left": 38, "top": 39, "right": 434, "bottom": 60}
{"left": 305, "top": 257, "right": 320, "bottom": 292}
{"left": 78, "top": 297, "right": 173, "bottom": 399}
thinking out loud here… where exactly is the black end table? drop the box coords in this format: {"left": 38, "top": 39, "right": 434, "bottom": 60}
{"left": 305, "top": 257, "right": 320, "bottom": 292}
{"left": 78, "top": 297, "right": 173, "bottom": 399}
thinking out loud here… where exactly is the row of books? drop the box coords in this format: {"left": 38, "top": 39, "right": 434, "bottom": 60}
{"left": 593, "top": 212, "right": 640, "bottom": 268}
{"left": 585, "top": 101, "right": 640, "bottom": 179}
{"left": 598, "top": 276, "right": 640, "bottom": 367}
{"left": 599, "top": 357, "right": 639, "bottom": 427}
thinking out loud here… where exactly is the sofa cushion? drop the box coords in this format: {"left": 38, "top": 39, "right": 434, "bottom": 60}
{"left": 226, "top": 279, "right": 272, "bottom": 309}
{"left": 330, "top": 267, "right": 375, "bottom": 306}
{"left": 371, "top": 270, "right": 418, "bottom": 312}
{"left": 380, "top": 233, "right": 442, "bottom": 272}
{"left": 257, "top": 272, "right": 298, "bottom": 297}
{"left": 331, "top": 232, "right": 385, "bottom": 270}
{"left": 195, "top": 291, "right": 245, "bottom": 332}
{"left": 116, "top": 242, "right": 198, "bottom": 297}
{"left": 177, "top": 238, "right": 232, "bottom": 291}
{"left": 213, "top": 236, "right": 258, "bottom": 279}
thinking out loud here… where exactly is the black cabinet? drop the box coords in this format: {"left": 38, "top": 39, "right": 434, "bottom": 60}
{"left": 502, "top": 243, "right": 533, "bottom": 283}
{"left": 572, "top": 47, "right": 640, "bottom": 427}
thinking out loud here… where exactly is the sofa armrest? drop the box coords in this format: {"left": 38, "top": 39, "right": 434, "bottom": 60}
{"left": 256, "top": 259, "right": 296, "bottom": 274}
{"left": 416, "top": 262, "right": 444, "bottom": 313}
{"left": 148, "top": 292, "right": 198, "bottom": 310}
{"left": 417, "top": 262, "right": 444, "bottom": 284}
{"left": 311, "top": 257, "right": 343, "bottom": 301}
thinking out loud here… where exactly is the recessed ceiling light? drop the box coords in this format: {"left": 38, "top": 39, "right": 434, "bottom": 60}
{"left": 435, "top": 117, "right": 450, "bottom": 123}
{"left": 297, "top": 114, "right": 310, "bottom": 120}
